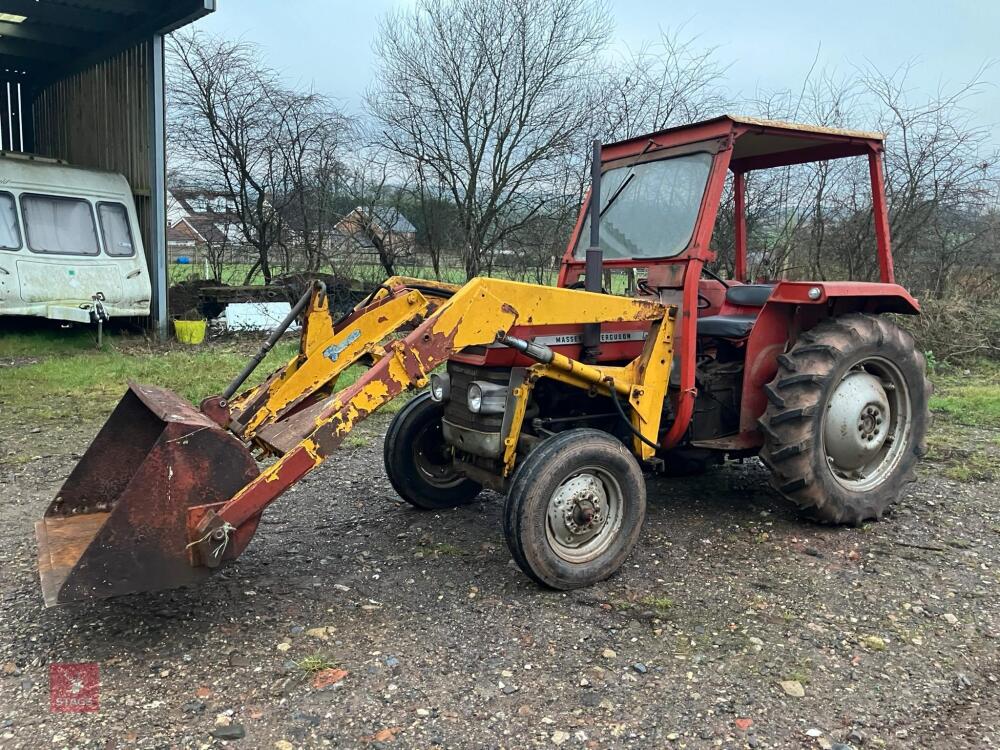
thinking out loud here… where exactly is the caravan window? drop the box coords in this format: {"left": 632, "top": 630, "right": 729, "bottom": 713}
{"left": 21, "top": 194, "right": 100, "bottom": 256}
{"left": 0, "top": 192, "right": 19, "bottom": 250}
{"left": 98, "top": 202, "right": 136, "bottom": 257}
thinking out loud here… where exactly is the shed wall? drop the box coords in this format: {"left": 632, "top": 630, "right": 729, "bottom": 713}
{"left": 33, "top": 43, "right": 152, "bottom": 190}
{"left": 31, "top": 41, "right": 156, "bottom": 278}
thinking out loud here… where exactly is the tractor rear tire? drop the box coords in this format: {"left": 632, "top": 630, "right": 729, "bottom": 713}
{"left": 758, "top": 313, "right": 930, "bottom": 525}
{"left": 503, "top": 429, "right": 646, "bottom": 589}
{"left": 384, "top": 392, "right": 483, "bottom": 510}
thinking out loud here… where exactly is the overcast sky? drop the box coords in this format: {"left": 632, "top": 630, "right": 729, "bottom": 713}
{"left": 197, "top": 0, "right": 1000, "bottom": 143}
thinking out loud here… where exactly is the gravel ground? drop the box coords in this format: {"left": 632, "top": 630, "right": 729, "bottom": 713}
{"left": 1, "top": 408, "right": 999, "bottom": 749}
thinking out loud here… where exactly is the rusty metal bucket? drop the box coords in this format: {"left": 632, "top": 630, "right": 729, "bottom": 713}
{"left": 35, "top": 383, "right": 260, "bottom": 607}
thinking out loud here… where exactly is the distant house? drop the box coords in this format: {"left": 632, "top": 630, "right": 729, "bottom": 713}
{"left": 166, "top": 188, "right": 245, "bottom": 263}
{"left": 333, "top": 205, "right": 417, "bottom": 262}
{"left": 165, "top": 190, "right": 419, "bottom": 274}
{"left": 165, "top": 218, "right": 200, "bottom": 259}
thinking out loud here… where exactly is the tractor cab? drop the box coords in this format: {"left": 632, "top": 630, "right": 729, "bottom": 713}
{"left": 554, "top": 115, "right": 920, "bottom": 451}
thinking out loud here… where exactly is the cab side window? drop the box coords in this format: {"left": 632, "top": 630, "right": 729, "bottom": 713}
{"left": 0, "top": 192, "right": 20, "bottom": 251}
{"left": 98, "top": 202, "right": 136, "bottom": 257}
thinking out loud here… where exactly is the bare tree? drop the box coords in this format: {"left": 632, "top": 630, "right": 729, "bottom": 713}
{"left": 861, "top": 62, "right": 999, "bottom": 296}
{"left": 601, "top": 27, "right": 730, "bottom": 142}
{"left": 412, "top": 169, "right": 463, "bottom": 279}
{"left": 337, "top": 149, "right": 416, "bottom": 278}
{"left": 275, "top": 96, "right": 352, "bottom": 273}
{"left": 709, "top": 61, "right": 1000, "bottom": 300}
{"left": 201, "top": 214, "right": 238, "bottom": 283}
{"left": 368, "top": 0, "right": 612, "bottom": 279}
{"left": 168, "top": 31, "right": 352, "bottom": 284}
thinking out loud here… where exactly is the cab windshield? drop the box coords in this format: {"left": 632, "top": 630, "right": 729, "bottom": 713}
{"left": 574, "top": 151, "right": 713, "bottom": 260}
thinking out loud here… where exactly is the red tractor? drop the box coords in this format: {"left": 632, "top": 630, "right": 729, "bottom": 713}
{"left": 389, "top": 115, "right": 930, "bottom": 585}
{"left": 36, "top": 116, "right": 930, "bottom": 605}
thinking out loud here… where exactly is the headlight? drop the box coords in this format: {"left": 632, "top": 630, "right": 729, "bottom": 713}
{"left": 467, "top": 383, "right": 484, "bottom": 413}
{"left": 429, "top": 373, "right": 450, "bottom": 402}
{"left": 467, "top": 381, "right": 507, "bottom": 414}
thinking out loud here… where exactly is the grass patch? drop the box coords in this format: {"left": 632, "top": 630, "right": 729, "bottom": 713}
{"left": 345, "top": 435, "right": 370, "bottom": 448}
{"left": 169, "top": 260, "right": 560, "bottom": 288}
{"left": 430, "top": 542, "right": 464, "bottom": 557}
{"left": 639, "top": 594, "right": 674, "bottom": 614}
{"left": 296, "top": 654, "right": 337, "bottom": 674}
{"left": 0, "top": 326, "right": 101, "bottom": 358}
{"left": 0, "top": 327, "right": 372, "bottom": 425}
{"left": 784, "top": 667, "right": 812, "bottom": 685}
{"left": 929, "top": 360, "right": 1000, "bottom": 428}
{"left": 0, "top": 331, "right": 302, "bottom": 422}
{"left": 925, "top": 360, "right": 1000, "bottom": 482}
{"left": 862, "top": 635, "right": 887, "bottom": 651}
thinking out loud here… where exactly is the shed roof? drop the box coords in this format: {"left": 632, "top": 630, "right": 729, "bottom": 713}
{"left": 367, "top": 205, "right": 416, "bottom": 234}
{"left": 338, "top": 205, "right": 417, "bottom": 235}
{"left": 0, "top": 0, "right": 213, "bottom": 83}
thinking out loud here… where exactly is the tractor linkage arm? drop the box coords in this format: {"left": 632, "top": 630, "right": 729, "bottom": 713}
{"left": 189, "top": 277, "right": 676, "bottom": 568}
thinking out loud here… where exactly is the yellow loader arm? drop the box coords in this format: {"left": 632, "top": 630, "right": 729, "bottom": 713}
{"left": 189, "top": 277, "right": 674, "bottom": 566}
{"left": 217, "top": 277, "right": 460, "bottom": 439}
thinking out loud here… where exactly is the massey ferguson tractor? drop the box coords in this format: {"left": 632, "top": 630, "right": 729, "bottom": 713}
{"left": 35, "top": 115, "right": 929, "bottom": 604}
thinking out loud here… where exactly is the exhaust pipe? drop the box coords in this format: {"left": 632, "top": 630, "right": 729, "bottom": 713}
{"left": 582, "top": 139, "right": 603, "bottom": 364}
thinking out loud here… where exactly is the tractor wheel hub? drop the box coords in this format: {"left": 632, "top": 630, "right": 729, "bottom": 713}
{"left": 825, "top": 370, "right": 891, "bottom": 472}
{"left": 546, "top": 473, "right": 618, "bottom": 560}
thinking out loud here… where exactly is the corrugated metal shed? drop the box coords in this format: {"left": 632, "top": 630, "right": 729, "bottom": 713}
{"left": 0, "top": 0, "right": 216, "bottom": 334}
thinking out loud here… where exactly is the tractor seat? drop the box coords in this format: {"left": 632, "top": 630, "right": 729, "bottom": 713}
{"left": 696, "top": 314, "right": 758, "bottom": 338}
{"left": 724, "top": 283, "right": 774, "bottom": 307}
{"left": 696, "top": 285, "right": 774, "bottom": 339}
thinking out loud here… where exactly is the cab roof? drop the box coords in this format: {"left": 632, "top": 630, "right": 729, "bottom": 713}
{"left": 601, "top": 114, "right": 884, "bottom": 173}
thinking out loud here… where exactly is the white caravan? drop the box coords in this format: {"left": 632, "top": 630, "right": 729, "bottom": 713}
{"left": 0, "top": 152, "right": 150, "bottom": 323}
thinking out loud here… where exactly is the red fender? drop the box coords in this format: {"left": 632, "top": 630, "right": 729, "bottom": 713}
{"left": 735, "top": 281, "right": 920, "bottom": 442}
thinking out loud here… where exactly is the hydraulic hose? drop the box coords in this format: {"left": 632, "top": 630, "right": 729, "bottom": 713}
{"left": 222, "top": 281, "right": 322, "bottom": 401}
{"left": 607, "top": 382, "right": 661, "bottom": 451}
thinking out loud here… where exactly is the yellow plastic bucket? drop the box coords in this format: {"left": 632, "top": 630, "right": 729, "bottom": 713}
{"left": 174, "top": 319, "right": 206, "bottom": 345}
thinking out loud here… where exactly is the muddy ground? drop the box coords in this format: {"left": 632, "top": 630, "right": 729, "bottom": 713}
{"left": 1, "top": 400, "right": 999, "bottom": 749}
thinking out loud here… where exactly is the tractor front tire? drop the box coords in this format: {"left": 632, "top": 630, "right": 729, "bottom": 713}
{"left": 384, "top": 392, "right": 483, "bottom": 510}
{"left": 504, "top": 429, "right": 646, "bottom": 590}
{"left": 759, "top": 313, "right": 929, "bottom": 525}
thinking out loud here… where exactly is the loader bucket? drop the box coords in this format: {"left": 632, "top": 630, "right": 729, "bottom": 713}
{"left": 35, "top": 383, "right": 260, "bottom": 606}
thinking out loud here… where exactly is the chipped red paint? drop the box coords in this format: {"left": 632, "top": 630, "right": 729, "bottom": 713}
{"left": 199, "top": 395, "right": 231, "bottom": 428}
{"left": 211, "top": 445, "right": 318, "bottom": 531}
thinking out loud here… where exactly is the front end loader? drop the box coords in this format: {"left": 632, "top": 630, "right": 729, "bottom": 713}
{"left": 35, "top": 114, "right": 931, "bottom": 605}
{"left": 36, "top": 275, "right": 677, "bottom": 605}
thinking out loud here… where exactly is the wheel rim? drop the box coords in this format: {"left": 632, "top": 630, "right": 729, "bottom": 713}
{"left": 545, "top": 467, "right": 624, "bottom": 564}
{"left": 822, "top": 356, "right": 911, "bottom": 491}
{"left": 412, "top": 420, "right": 465, "bottom": 489}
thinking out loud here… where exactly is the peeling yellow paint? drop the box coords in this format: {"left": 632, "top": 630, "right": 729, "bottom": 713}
{"left": 216, "top": 277, "right": 674, "bottom": 525}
